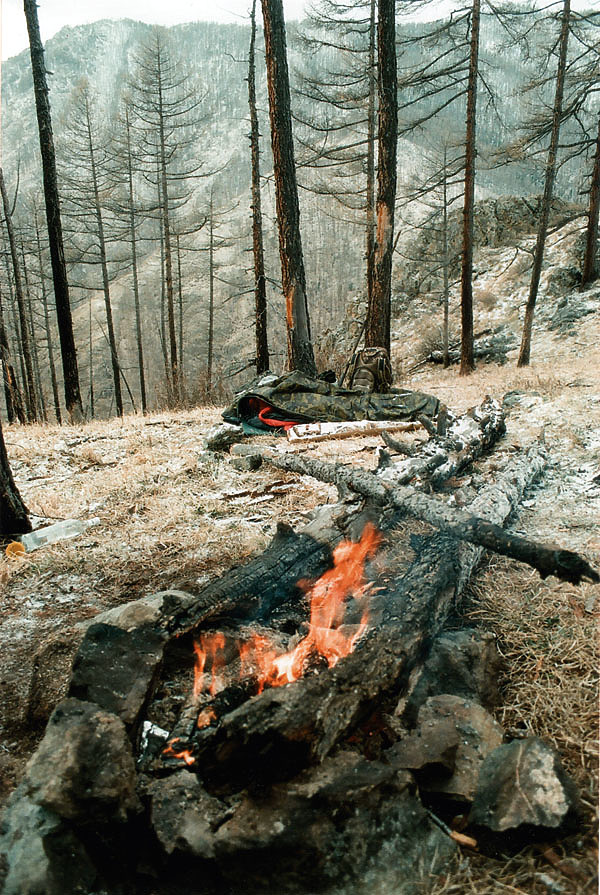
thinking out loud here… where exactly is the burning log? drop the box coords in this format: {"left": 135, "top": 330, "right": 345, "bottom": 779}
{"left": 178, "top": 444, "right": 554, "bottom": 788}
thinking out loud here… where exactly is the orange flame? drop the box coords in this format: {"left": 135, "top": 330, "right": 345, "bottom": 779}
{"left": 162, "top": 738, "right": 195, "bottom": 766}
{"left": 193, "top": 632, "right": 227, "bottom": 699}
{"left": 190, "top": 524, "right": 381, "bottom": 703}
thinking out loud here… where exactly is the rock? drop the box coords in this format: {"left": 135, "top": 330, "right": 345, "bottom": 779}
{"left": 89, "top": 589, "right": 195, "bottom": 633}
{"left": 210, "top": 751, "right": 455, "bottom": 892}
{"left": 414, "top": 695, "right": 504, "bottom": 805}
{"left": 231, "top": 454, "right": 262, "bottom": 471}
{"left": 470, "top": 737, "right": 581, "bottom": 834}
{"left": 400, "top": 629, "right": 504, "bottom": 724}
{"left": 149, "top": 771, "right": 233, "bottom": 859}
{"left": 68, "top": 622, "right": 165, "bottom": 729}
{"left": 0, "top": 790, "right": 98, "bottom": 895}
{"left": 385, "top": 718, "right": 460, "bottom": 774}
{"left": 23, "top": 698, "right": 138, "bottom": 824}
{"left": 204, "top": 422, "right": 245, "bottom": 451}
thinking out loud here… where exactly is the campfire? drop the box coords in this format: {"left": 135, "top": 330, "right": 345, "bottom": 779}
{"left": 1, "top": 398, "right": 591, "bottom": 895}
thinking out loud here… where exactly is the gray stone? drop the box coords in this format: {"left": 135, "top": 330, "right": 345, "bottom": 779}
{"left": 24, "top": 698, "right": 138, "bottom": 823}
{"left": 470, "top": 737, "right": 581, "bottom": 833}
{"left": 210, "top": 751, "right": 456, "bottom": 892}
{"left": 415, "top": 695, "right": 504, "bottom": 804}
{"left": 25, "top": 635, "right": 78, "bottom": 726}
{"left": 89, "top": 589, "right": 195, "bottom": 632}
{"left": 204, "top": 422, "right": 245, "bottom": 451}
{"left": 230, "top": 454, "right": 262, "bottom": 471}
{"left": 385, "top": 718, "right": 460, "bottom": 774}
{"left": 68, "top": 622, "right": 164, "bottom": 728}
{"left": 0, "top": 790, "right": 97, "bottom": 895}
{"left": 401, "top": 628, "right": 504, "bottom": 724}
{"left": 149, "top": 771, "right": 233, "bottom": 859}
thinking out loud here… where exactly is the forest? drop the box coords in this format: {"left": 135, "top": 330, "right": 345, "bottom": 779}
{"left": 0, "top": 2, "right": 598, "bottom": 894}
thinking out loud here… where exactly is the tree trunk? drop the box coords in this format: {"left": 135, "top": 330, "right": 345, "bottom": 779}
{"left": 365, "top": 0, "right": 397, "bottom": 356}
{"left": 261, "top": 0, "right": 317, "bottom": 376}
{"left": 0, "top": 168, "right": 37, "bottom": 421}
{"left": 581, "top": 112, "right": 600, "bottom": 287}
{"left": 249, "top": 0, "right": 270, "bottom": 375}
{"left": 518, "top": 0, "right": 570, "bottom": 367}
{"left": 442, "top": 149, "right": 450, "bottom": 368}
{"left": 460, "top": 0, "right": 481, "bottom": 376}
{"left": 124, "top": 107, "right": 147, "bottom": 414}
{"left": 3, "top": 251, "right": 30, "bottom": 422}
{"left": 366, "top": 0, "right": 377, "bottom": 329}
{"left": 0, "top": 286, "right": 25, "bottom": 424}
{"left": 35, "top": 218, "right": 62, "bottom": 423}
{"left": 23, "top": 0, "right": 83, "bottom": 422}
{"left": 176, "top": 233, "right": 185, "bottom": 396}
{"left": 0, "top": 415, "right": 31, "bottom": 536}
{"left": 157, "top": 60, "right": 179, "bottom": 403}
{"left": 21, "top": 242, "right": 47, "bottom": 422}
{"left": 83, "top": 97, "right": 123, "bottom": 417}
{"left": 207, "top": 198, "right": 215, "bottom": 396}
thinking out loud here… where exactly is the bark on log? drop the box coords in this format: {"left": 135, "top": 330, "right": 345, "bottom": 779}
{"left": 185, "top": 445, "right": 550, "bottom": 788}
{"left": 259, "top": 447, "right": 598, "bottom": 585}
{"left": 379, "top": 397, "right": 505, "bottom": 489}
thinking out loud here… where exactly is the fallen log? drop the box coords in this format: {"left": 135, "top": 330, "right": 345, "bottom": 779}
{"left": 260, "top": 447, "right": 598, "bottom": 585}
{"left": 183, "top": 445, "right": 554, "bottom": 788}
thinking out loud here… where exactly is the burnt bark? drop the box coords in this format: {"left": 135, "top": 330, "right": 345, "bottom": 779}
{"left": 35, "top": 215, "right": 62, "bottom": 424}
{"left": 518, "top": 0, "right": 571, "bottom": 367}
{"left": 124, "top": 105, "right": 147, "bottom": 414}
{"left": 581, "top": 112, "right": 600, "bottom": 287}
{"left": 249, "top": 0, "right": 270, "bottom": 375}
{"left": 261, "top": 0, "right": 317, "bottom": 376}
{"left": 365, "top": 0, "right": 377, "bottom": 321}
{"left": 0, "top": 415, "right": 31, "bottom": 536}
{"left": 0, "top": 287, "right": 25, "bottom": 424}
{"left": 365, "top": 0, "right": 397, "bottom": 355}
{"left": 460, "top": 0, "right": 480, "bottom": 376}
{"left": 23, "top": 0, "right": 83, "bottom": 421}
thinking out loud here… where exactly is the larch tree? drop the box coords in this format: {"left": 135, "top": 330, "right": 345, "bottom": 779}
{"left": 59, "top": 80, "right": 125, "bottom": 416}
{"left": 261, "top": 0, "right": 317, "bottom": 376}
{"left": 23, "top": 0, "right": 83, "bottom": 421}
{"left": 518, "top": 0, "right": 571, "bottom": 367}
{"left": 365, "top": 0, "right": 397, "bottom": 354}
{"left": 128, "top": 27, "right": 206, "bottom": 405}
{"left": 0, "top": 413, "right": 31, "bottom": 536}
{"left": 248, "top": 0, "right": 270, "bottom": 375}
{"left": 582, "top": 112, "right": 600, "bottom": 286}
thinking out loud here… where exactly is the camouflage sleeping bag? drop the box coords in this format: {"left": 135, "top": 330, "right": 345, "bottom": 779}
{"left": 222, "top": 371, "right": 440, "bottom": 433}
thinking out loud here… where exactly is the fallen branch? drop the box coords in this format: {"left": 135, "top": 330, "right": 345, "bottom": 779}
{"left": 260, "top": 447, "right": 598, "bottom": 585}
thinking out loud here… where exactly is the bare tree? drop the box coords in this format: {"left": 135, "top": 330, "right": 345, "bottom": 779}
{"left": 582, "top": 112, "right": 600, "bottom": 286}
{"left": 261, "top": 0, "right": 317, "bottom": 376}
{"left": 0, "top": 415, "right": 31, "bottom": 536}
{"left": 249, "top": 0, "right": 270, "bottom": 375}
{"left": 518, "top": 0, "right": 571, "bottom": 367}
{"left": 365, "top": 0, "right": 397, "bottom": 354}
{"left": 23, "top": 0, "right": 83, "bottom": 421}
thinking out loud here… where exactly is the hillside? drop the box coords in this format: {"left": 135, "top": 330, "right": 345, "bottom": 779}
{"left": 0, "top": 212, "right": 598, "bottom": 892}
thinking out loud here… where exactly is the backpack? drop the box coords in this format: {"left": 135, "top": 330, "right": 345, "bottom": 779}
{"left": 348, "top": 347, "right": 393, "bottom": 393}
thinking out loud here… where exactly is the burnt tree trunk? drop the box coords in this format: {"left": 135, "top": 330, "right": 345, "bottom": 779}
{"left": 23, "top": 0, "right": 83, "bottom": 421}
{"left": 21, "top": 242, "right": 47, "bottom": 422}
{"left": 249, "top": 0, "right": 270, "bottom": 376}
{"left": 365, "top": 0, "right": 397, "bottom": 356}
{"left": 581, "top": 111, "right": 600, "bottom": 287}
{"left": 0, "top": 415, "right": 31, "bottom": 536}
{"left": 207, "top": 197, "right": 215, "bottom": 396}
{"left": 460, "top": 0, "right": 480, "bottom": 376}
{"left": 261, "top": 0, "right": 317, "bottom": 376}
{"left": 0, "top": 168, "right": 38, "bottom": 421}
{"left": 365, "top": 0, "right": 377, "bottom": 322}
{"left": 35, "top": 216, "right": 62, "bottom": 424}
{"left": 0, "top": 286, "right": 25, "bottom": 425}
{"left": 518, "top": 0, "right": 570, "bottom": 367}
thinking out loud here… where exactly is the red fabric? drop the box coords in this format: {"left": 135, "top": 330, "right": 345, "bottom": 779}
{"left": 258, "top": 405, "right": 297, "bottom": 431}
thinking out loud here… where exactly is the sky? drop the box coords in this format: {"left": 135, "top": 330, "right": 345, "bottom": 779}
{"left": 0, "top": 0, "right": 309, "bottom": 60}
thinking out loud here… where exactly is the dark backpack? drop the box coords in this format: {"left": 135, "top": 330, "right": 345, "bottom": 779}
{"left": 348, "top": 347, "right": 393, "bottom": 393}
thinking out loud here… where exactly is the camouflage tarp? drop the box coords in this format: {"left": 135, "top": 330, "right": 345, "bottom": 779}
{"left": 222, "top": 371, "right": 440, "bottom": 430}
